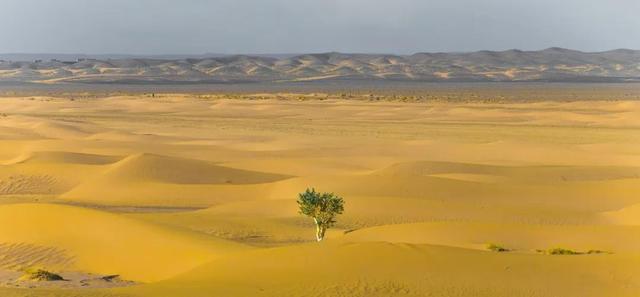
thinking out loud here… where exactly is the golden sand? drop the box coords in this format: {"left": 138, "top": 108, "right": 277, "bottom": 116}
{"left": 0, "top": 92, "right": 637, "bottom": 296}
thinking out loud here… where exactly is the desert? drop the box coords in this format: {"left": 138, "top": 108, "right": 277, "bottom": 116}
{"left": 0, "top": 84, "right": 637, "bottom": 296}
{"left": 2, "top": 0, "right": 640, "bottom": 295}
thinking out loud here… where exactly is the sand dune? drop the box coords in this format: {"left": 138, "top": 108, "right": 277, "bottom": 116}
{"left": 126, "top": 242, "right": 640, "bottom": 297}
{"left": 0, "top": 151, "right": 121, "bottom": 196}
{"left": 267, "top": 172, "right": 640, "bottom": 214}
{"left": 376, "top": 161, "right": 640, "bottom": 182}
{"left": 602, "top": 203, "right": 640, "bottom": 225}
{"left": 0, "top": 174, "right": 61, "bottom": 195}
{"left": 128, "top": 199, "right": 313, "bottom": 246}
{"left": 343, "top": 222, "right": 640, "bottom": 252}
{"left": 60, "top": 153, "right": 292, "bottom": 207}
{"left": 31, "top": 122, "right": 93, "bottom": 139}
{"left": 0, "top": 243, "right": 73, "bottom": 272}
{"left": 0, "top": 91, "right": 638, "bottom": 296}
{"left": 6, "top": 151, "right": 122, "bottom": 165}
{"left": 4, "top": 48, "right": 640, "bottom": 83}
{"left": 0, "top": 204, "right": 250, "bottom": 282}
{"left": 101, "top": 153, "right": 290, "bottom": 184}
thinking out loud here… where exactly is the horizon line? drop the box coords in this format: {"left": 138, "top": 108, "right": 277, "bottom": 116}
{"left": 1, "top": 47, "right": 639, "bottom": 58}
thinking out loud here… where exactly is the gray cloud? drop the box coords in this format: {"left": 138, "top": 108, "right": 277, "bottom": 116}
{"left": 0, "top": 0, "right": 638, "bottom": 54}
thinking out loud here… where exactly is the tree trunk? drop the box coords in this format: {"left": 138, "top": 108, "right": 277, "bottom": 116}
{"left": 314, "top": 219, "right": 325, "bottom": 241}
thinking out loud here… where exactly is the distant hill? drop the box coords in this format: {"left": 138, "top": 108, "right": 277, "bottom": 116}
{"left": 1, "top": 48, "right": 639, "bottom": 83}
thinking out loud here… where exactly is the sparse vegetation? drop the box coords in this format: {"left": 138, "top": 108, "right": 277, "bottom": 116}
{"left": 486, "top": 243, "right": 510, "bottom": 252}
{"left": 21, "top": 269, "right": 65, "bottom": 281}
{"left": 545, "top": 248, "right": 581, "bottom": 255}
{"left": 587, "top": 249, "right": 610, "bottom": 254}
{"left": 536, "top": 248, "right": 612, "bottom": 255}
{"left": 100, "top": 275, "right": 120, "bottom": 282}
{"left": 297, "top": 188, "right": 345, "bottom": 242}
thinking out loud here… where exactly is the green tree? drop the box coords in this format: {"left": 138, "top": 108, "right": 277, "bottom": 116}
{"left": 297, "top": 188, "right": 345, "bottom": 242}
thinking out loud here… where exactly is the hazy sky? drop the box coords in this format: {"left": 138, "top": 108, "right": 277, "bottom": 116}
{"left": 1, "top": 0, "right": 639, "bottom": 54}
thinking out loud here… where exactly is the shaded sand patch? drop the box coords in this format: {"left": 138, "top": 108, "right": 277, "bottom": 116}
{"left": 5, "top": 151, "right": 122, "bottom": 166}
{"left": 100, "top": 153, "right": 291, "bottom": 184}
{"left": 60, "top": 153, "right": 292, "bottom": 207}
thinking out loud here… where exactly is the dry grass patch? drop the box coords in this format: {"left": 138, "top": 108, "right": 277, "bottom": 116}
{"left": 20, "top": 269, "right": 64, "bottom": 281}
{"left": 486, "top": 243, "right": 510, "bottom": 252}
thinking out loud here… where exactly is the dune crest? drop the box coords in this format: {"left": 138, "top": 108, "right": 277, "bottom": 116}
{"left": 4, "top": 151, "right": 122, "bottom": 165}
{"left": 602, "top": 203, "right": 640, "bottom": 225}
{"left": 102, "top": 153, "right": 291, "bottom": 184}
{"left": 59, "top": 153, "right": 293, "bottom": 207}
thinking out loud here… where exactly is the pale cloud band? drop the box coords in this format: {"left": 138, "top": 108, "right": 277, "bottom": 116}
{"left": 0, "top": 0, "right": 638, "bottom": 54}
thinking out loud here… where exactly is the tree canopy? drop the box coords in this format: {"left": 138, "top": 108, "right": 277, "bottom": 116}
{"left": 297, "top": 188, "right": 344, "bottom": 241}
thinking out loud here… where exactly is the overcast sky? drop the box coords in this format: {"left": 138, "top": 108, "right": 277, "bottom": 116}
{"left": 1, "top": 0, "right": 639, "bottom": 54}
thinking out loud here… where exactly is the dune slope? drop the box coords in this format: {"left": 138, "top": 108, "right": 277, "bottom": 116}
{"left": 124, "top": 242, "right": 640, "bottom": 297}
{"left": 0, "top": 204, "right": 250, "bottom": 282}
{"left": 60, "top": 153, "right": 292, "bottom": 207}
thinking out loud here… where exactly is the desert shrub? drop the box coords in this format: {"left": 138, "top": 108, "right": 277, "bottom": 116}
{"left": 586, "top": 249, "right": 610, "bottom": 254}
{"left": 546, "top": 248, "right": 581, "bottom": 255}
{"left": 537, "top": 248, "right": 611, "bottom": 255}
{"left": 486, "top": 243, "right": 510, "bottom": 252}
{"left": 21, "top": 269, "right": 64, "bottom": 281}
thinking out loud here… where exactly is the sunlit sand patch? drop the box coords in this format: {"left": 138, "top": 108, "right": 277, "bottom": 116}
{"left": 602, "top": 203, "right": 640, "bottom": 225}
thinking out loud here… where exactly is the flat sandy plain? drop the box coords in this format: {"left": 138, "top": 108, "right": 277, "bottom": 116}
{"left": 0, "top": 84, "right": 639, "bottom": 296}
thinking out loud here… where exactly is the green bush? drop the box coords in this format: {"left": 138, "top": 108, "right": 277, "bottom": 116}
{"left": 297, "top": 188, "right": 344, "bottom": 242}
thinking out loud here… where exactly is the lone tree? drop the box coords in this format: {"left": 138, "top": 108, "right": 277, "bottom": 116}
{"left": 297, "top": 188, "right": 344, "bottom": 242}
